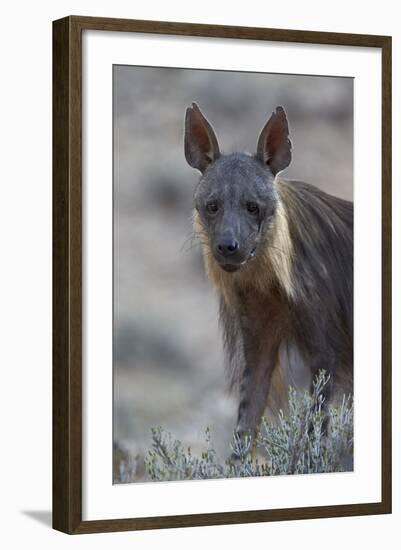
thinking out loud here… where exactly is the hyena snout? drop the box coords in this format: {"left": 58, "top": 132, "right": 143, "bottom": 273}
{"left": 216, "top": 236, "right": 239, "bottom": 257}
{"left": 213, "top": 230, "right": 257, "bottom": 272}
{"left": 213, "top": 234, "right": 252, "bottom": 273}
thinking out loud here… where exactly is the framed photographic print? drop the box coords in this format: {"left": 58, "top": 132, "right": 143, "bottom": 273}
{"left": 52, "top": 15, "right": 392, "bottom": 534}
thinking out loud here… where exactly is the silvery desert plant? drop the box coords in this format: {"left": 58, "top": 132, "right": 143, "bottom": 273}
{"left": 125, "top": 370, "right": 353, "bottom": 483}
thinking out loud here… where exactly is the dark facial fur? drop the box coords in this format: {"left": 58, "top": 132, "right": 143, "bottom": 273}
{"left": 184, "top": 103, "right": 353, "bottom": 442}
{"left": 194, "top": 153, "right": 278, "bottom": 272}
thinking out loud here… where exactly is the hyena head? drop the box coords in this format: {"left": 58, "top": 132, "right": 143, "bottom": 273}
{"left": 184, "top": 103, "right": 292, "bottom": 273}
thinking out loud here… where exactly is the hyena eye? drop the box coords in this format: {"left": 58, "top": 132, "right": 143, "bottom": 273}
{"left": 246, "top": 202, "right": 259, "bottom": 214}
{"left": 206, "top": 201, "right": 219, "bottom": 213}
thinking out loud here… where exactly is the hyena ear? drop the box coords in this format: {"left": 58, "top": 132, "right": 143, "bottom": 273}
{"left": 256, "top": 106, "right": 292, "bottom": 175}
{"left": 185, "top": 103, "right": 220, "bottom": 173}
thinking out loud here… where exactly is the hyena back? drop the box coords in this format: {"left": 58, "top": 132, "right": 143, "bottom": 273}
{"left": 184, "top": 103, "right": 353, "bottom": 438}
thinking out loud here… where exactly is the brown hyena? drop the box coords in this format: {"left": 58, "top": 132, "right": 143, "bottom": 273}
{"left": 184, "top": 103, "right": 353, "bottom": 442}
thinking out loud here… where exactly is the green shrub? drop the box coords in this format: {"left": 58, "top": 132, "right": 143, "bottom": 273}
{"left": 145, "top": 371, "right": 353, "bottom": 482}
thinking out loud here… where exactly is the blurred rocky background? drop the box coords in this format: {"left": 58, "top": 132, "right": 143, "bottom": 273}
{"left": 113, "top": 65, "right": 353, "bottom": 482}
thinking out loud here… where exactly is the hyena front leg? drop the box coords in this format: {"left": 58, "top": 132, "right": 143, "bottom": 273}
{"left": 235, "top": 359, "right": 276, "bottom": 440}
{"left": 235, "top": 325, "right": 277, "bottom": 440}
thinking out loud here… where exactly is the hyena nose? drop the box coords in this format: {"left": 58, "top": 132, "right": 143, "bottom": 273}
{"left": 217, "top": 238, "right": 239, "bottom": 257}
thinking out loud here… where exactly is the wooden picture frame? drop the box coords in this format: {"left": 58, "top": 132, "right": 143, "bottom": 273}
{"left": 53, "top": 15, "right": 392, "bottom": 534}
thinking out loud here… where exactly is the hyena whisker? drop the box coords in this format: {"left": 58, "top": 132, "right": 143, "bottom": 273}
{"left": 182, "top": 242, "right": 210, "bottom": 254}
{"left": 257, "top": 241, "right": 287, "bottom": 256}
{"left": 180, "top": 232, "right": 210, "bottom": 253}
